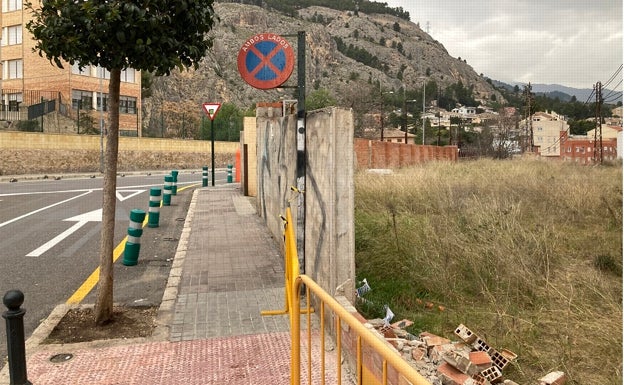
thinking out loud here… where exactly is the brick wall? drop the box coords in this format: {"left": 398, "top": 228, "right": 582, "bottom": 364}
{"left": 354, "top": 138, "right": 458, "bottom": 169}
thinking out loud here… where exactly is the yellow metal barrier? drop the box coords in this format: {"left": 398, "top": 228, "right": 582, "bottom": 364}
{"left": 261, "top": 207, "right": 311, "bottom": 319}
{"left": 261, "top": 204, "right": 432, "bottom": 385}
{"left": 291, "top": 275, "right": 433, "bottom": 385}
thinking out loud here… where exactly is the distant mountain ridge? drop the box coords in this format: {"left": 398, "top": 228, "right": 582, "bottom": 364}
{"left": 518, "top": 83, "right": 622, "bottom": 104}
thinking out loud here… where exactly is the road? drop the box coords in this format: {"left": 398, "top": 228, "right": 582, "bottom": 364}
{"left": 0, "top": 170, "right": 228, "bottom": 360}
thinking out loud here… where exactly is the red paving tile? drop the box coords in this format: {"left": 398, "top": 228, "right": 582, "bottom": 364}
{"left": 24, "top": 332, "right": 339, "bottom": 385}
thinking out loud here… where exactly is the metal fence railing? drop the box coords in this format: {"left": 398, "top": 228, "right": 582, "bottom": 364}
{"left": 262, "top": 206, "right": 432, "bottom": 385}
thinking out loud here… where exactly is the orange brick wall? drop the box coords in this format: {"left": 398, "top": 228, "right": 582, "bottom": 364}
{"left": 354, "top": 138, "right": 458, "bottom": 169}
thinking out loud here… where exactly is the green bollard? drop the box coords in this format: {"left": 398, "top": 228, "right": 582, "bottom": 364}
{"left": 171, "top": 170, "right": 178, "bottom": 195}
{"left": 123, "top": 209, "right": 146, "bottom": 266}
{"left": 147, "top": 187, "right": 161, "bottom": 228}
{"left": 227, "top": 164, "right": 233, "bottom": 183}
{"left": 163, "top": 175, "right": 173, "bottom": 206}
{"left": 202, "top": 166, "right": 208, "bottom": 187}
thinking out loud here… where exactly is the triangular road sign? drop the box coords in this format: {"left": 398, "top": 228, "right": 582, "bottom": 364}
{"left": 202, "top": 102, "right": 221, "bottom": 121}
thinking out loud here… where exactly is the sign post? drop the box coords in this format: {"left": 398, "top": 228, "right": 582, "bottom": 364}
{"left": 237, "top": 32, "right": 306, "bottom": 274}
{"left": 202, "top": 103, "right": 221, "bottom": 186}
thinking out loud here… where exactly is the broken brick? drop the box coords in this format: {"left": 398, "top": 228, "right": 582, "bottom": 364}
{"left": 437, "top": 362, "right": 479, "bottom": 385}
{"left": 442, "top": 350, "right": 478, "bottom": 376}
{"left": 455, "top": 324, "right": 477, "bottom": 343}
{"left": 538, "top": 371, "right": 566, "bottom": 385}
{"left": 411, "top": 347, "right": 426, "bottom": 361}
{"left": 469, "top": 351, "right": 492, "bottom": 371}
{"left": 480, "top": 366, "right": 502, "bottom": 383}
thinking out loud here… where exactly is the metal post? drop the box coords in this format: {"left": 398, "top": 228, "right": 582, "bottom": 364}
{"left": 296, "top": 31, "right": 306, "bottom": 274}
{"left": 3, "top": 290, "right": 32, "bottom": 385}
{"left": 100, "top": 67, "right": 105, "bottom": 173}
{"left": 211, "top": 118, "right": 215, "bottom": 187}
{"left": 422, "top": 81, "right": 426, "bottom": 145}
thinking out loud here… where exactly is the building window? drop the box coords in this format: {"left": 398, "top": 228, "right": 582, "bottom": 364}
{"left": 120, "top": 96, "right": 137, "bottom": 114}
{"left": 72, "top": 90, "right": 93, "bottom": 110}
{"left": 72, "top": 62, "right": 90, "bottom": 76}
{"left": 567, "top": 146, "right": 571, "bottom": 153}
{"left": 2, "top": 92, "right": 22, "bottom": 111}
{"left": 2, "top": 0, "right": 21, "bottom": 12}
{"left": 95, "top": 66, "right": 110, "bottom": 79}
{"left": 121, "top": 68, "right": 136, "bottom": 83}
{"left": 96, "top": 93, "right": 109, "bottom": 112}
{"left": 3, "top": 59, "right": 23, "bottom": 79}
{"left": 1, "top": 25, "right": 22, "bottom": 46}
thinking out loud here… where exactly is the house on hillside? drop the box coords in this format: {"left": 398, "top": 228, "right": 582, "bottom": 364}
{"left": 0, "top": 2, "right": 141, "bottom": 135}
{"left": 382, "top": 128, "right": 416, "bottom": 144}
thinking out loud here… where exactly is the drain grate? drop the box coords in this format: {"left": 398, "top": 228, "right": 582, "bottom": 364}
{"left": 49, "top": 353, "right": 73, "bottom": 363}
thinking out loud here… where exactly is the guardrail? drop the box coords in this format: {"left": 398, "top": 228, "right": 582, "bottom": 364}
{"left": 263, "top": 206, "right": 432, "bottom": 385}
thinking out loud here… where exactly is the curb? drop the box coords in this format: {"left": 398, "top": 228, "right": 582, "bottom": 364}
{"left": 0, "top": 186, "right": 200, "bottom": 383}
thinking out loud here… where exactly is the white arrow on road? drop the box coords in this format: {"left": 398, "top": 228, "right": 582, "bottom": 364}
{"left": 26, "top": 208, "right": 102, "bottom": 257}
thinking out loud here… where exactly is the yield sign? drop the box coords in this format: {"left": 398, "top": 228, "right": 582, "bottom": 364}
{"left": 202, "top": 103, "right": 221, "bottom": 121}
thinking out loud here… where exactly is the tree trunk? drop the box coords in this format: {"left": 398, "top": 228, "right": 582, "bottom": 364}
{"left": 94, "top": 68, "right": 121, "bottom": 325}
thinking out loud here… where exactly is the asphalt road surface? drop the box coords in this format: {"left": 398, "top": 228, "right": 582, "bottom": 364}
{"left": 0, "top": 170, "right": 227, "bottom": 361}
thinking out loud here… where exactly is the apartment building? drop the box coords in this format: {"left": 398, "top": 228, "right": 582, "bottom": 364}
{"left": 1, "top": 0, "right": 141, "bottom": 135}
{"left": 521, "top": 111, "right": 569, "bottom": 157}
{"left": 559, "top": 130, "right": 618, "bottom": 164}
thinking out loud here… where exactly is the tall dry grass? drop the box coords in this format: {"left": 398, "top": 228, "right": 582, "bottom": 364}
{"left": 355, "top": 159, "right": 622, "bottom": 385}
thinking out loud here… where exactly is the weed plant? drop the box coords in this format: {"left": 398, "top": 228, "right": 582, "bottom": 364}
{"left": 354, "top": 158, "right": 622, "bottom": 385}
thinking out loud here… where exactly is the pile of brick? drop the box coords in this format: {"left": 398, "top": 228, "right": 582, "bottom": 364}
{"left": 367, "top": 319, "right": 566, "bottom": 385}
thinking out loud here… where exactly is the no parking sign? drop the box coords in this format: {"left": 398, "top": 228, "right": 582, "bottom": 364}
{"left": 237, "top": 33, "right": 295, "bottom": 90}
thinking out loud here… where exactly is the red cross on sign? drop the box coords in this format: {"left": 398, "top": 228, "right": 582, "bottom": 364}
{"left": 202, "top": 103, "right": 221, "bottom": 121}
{"left": 237, "top": 33, "right": 295, "bottom": 90}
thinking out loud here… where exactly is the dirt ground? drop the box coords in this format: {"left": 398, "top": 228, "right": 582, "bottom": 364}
{"left": 44, "top": 306, "right": 158, "bottom": 344}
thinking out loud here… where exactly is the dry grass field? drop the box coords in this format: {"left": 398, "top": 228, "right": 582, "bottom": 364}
{"left": 354, "top": 158, "right": 622, "bottom": 385}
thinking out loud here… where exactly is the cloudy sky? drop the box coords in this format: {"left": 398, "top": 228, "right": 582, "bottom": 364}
{"left": 384, "top": 0, "right": 623, "bottom": 90}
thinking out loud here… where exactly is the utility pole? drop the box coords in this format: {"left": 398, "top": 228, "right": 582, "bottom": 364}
{"left": 524, "top": 82, "right": 533, "bottom": 153}
{"left": 593, "top": 81, "right": 603, "bottom": 164}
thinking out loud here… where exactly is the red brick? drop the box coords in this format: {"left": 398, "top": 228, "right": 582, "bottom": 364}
{"left": 469, "top": 351, "right": 492, "bottom": 371}
{"left": 437, "top": 362, "right": 472, "bottom": 385}
{"left": 411, "top": 347, "right": 426, "bottom": 361}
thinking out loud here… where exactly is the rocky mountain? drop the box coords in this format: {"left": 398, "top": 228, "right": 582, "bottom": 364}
{"left": 143, "top": 2, "right": 503, "bottom": 132}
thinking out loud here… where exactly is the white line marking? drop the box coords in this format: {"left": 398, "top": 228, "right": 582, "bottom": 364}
{"left": 0, "top": 190, "right": 93, "bottom": 229}
{"left": 26, "top": 209, "right": 102, "bottom": 257}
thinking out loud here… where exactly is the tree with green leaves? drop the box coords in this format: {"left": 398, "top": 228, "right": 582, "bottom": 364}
{"left": 307, "top": 88, "right": 338, "bottom": 111}
{"left": 26, "top": 0, "right": 217, "bottom": 325}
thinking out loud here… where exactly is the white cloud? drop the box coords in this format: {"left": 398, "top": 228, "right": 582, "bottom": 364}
{"left": 384, "top": 0, "right": 623, "bottom": 89}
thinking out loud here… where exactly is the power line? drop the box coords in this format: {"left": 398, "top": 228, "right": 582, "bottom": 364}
{"left": 602, "top": 79, "right": 623, "bottom": 103}
{"left": 602, "top": 64, "right": 623, "bottom": 89}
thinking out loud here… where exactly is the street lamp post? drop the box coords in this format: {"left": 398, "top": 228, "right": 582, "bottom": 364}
{"left": 380, "top": 90, "right": 393, "bottom": 141}
{"left": 422, "top": 80, "right": 426, "bottom": 145}
{"left": 405, "top": 99, "right": 418, "bottom": 144}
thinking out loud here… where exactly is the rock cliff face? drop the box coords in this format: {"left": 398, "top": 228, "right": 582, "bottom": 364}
{"left": 143, "top": 3, "right": 501, "bottom": 129}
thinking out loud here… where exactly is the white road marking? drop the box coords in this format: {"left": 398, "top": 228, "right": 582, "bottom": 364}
{"left": 26, "top": 209, "right": 102, "bottom": 257}
{"left": 0, "top": 190, "right": 93, "bottom": 229}
{"left": 116, "top": 189, "right": 145, "bottom": 202}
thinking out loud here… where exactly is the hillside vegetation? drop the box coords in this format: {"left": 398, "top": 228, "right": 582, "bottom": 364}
{"left": 354, "top": 159, "right": 622, "bottom": 385}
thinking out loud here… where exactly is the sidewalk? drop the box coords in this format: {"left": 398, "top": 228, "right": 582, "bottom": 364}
{"left": 2, "top": 185, "right": 336, "bottom": 384}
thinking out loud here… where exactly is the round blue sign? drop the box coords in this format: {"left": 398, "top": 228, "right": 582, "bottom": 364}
{"left": 237, "top": 33, "right": 295, "bottom": 90}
